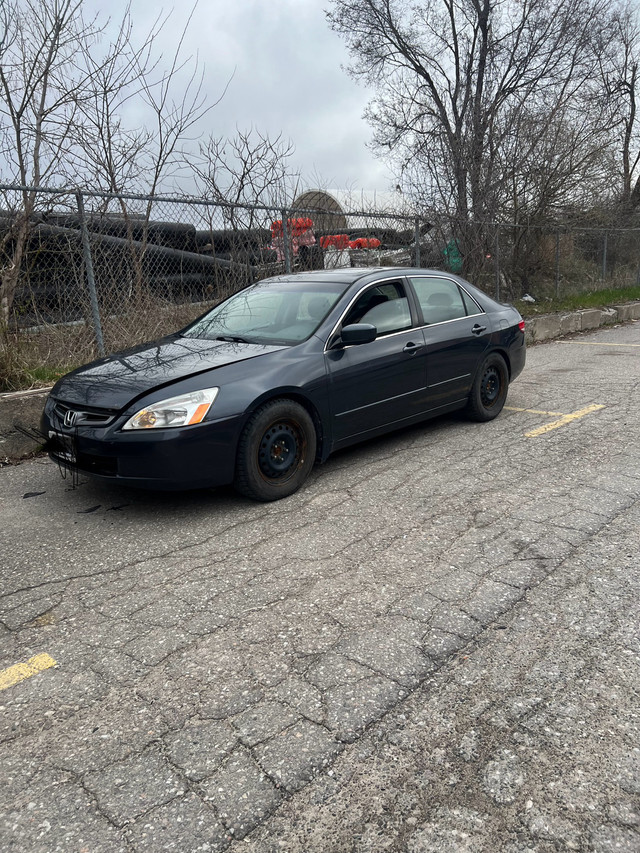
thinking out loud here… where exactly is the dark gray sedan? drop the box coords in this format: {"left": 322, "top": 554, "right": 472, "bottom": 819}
{"left": 42, "top": 268, "right": 526, "bottom": 500}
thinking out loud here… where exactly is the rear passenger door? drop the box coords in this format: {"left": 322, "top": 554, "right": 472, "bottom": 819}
{"left": 407, "top": 275, "right": 491, "bottom": 410}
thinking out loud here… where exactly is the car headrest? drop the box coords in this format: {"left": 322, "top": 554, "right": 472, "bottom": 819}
{"left": 427, "top": 291, "right": 453, "bottom": 306}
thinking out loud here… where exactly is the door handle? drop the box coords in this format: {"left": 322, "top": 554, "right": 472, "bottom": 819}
{"left": 403, "top": 341, "right": 422, "bottom": 353}
{"left": 472, "top": 324, "right": 487, "bottom": 335}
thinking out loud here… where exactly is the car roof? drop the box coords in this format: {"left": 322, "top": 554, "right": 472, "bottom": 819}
{"left": 257, "top": 268, "right": 503, "bottom": 312}
{"left": 262, "top": 267, "right": 453, "bottom": 286}
{"left": 262, "top": 268, "right": 383, "bottom": 286}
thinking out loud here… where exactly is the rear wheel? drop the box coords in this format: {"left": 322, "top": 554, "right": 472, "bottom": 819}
{"left": 234, "top": 399, "right": 316, "bottom": 501}
{"left": 465, "top": 353, "right": 509, "bottom": 422}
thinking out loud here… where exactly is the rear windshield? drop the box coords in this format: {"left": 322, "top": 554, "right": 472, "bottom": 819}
{"left": 183, "top": 280, "right": 348, "bottom": 345}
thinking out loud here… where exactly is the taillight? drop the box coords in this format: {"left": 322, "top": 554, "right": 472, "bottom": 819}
{"left": 518, "top": 320, "right": 525, "bottom": 332}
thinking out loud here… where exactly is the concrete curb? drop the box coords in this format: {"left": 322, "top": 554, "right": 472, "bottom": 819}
{"left": 0, "top": 386, "right": 50, "bottom": 463}
{"left": 0, "top": 388, "right": 51, "bottom": 466}
{"left": 524, "top": 301, "right": 640, "bottom": 343}
{"left": 2, "top": 301, "right": 640, "bottom": 463}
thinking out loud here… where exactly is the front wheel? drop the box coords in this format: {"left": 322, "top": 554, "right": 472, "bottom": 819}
{"left": 465, "top": 353, "right": 509, "bottom": 422}
{"left": 234, "top": 399, "right": 316, "bottom": 501}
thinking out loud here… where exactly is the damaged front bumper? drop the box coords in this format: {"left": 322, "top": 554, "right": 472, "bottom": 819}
{"left": 41, "top": 396, "right": 242, "bottom": 491}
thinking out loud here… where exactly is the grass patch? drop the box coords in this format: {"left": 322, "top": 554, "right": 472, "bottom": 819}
{"left": 517, "top": 285, "right": 640, "bottom": 317}
{"left": 1, "top": 330, "right": 81, "bottom": 393}
{"left": 0, "top": 355, "right": 75, "bottom": 393}
{"left": 24, "top": 365, "right": 72, "bottom": 385}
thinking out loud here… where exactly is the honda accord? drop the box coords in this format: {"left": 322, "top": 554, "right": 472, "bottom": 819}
{"left": 41, "top": 268, "right": 526, "bottom": 500}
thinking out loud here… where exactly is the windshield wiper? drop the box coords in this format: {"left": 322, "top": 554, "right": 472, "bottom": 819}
{"left": 215, "top": 335, "right": 250, "bottom": 343}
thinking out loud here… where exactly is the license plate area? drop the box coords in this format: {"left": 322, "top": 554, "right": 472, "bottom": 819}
{"left": 48, "top": 430, "right": 76, "bottom": 464}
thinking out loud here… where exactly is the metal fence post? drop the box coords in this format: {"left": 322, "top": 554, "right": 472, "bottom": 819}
{"left": 281, "top": 211, "right": 292, "bottom": 274}
{"left": 494, "top": 224, "right": 501, "bottom": 301}
{"left": 75, "top": 190, "right": 105, "bottom": 356}
{"left": 414, "top": 218, "right": 421, "bottom": 267}
{"left": 555, "top": 229, "right": 561, "bottom": 298}
{"left": 602, "top": 231, "right": 608, "bottom": 283}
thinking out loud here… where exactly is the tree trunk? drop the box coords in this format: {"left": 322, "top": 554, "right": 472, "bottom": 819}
{"left": 0, "top": 215, "right": 31, "bottom": 328}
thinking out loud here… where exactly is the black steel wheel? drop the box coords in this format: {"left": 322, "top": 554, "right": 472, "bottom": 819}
{"left": 234, "top": 399, "right": 316, "bottom": 501}
{"left": 465, "top": 353, "right": 509, "bottom": 422}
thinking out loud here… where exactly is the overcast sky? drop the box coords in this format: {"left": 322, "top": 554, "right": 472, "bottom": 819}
{"left": 86, "top": 0, "right": 395, "bottom": 193}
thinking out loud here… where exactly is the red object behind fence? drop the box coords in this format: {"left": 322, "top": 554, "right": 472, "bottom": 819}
{"left": 270, "top": 217, "right": 314, "bottom": 238}
{"left": 320, "top": 235, "right": 381, "bottom": 250}
{"left": 320, "top": 234, "right": 350, "bottom": 249}
{"left": 349, "top": 237, "right": 381, "bottom": 249}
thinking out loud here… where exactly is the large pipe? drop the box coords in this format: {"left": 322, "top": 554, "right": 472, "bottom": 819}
{"left": 32, "top": 222, "right": 258, "bottom": 275}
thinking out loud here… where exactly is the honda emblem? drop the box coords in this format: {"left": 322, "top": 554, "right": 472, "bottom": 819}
{"left": 63, "top": 410, "right": 78, "bottom": 428}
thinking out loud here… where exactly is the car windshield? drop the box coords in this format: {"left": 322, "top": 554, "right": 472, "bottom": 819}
{"left": 182, "top": 280, "right": 348, "bottom": 345}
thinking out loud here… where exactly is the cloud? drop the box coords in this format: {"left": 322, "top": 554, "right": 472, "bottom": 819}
{"left": 83, "top": 0, "right": 394, "bottom": 190}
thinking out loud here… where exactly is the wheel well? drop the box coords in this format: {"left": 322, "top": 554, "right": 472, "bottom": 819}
{"left": 492, "top": 348, "right": 512, "bottom": 377}
{"left": 245, "top": 393, "right": 325, "bottom": 462}
{"left": 470, "top": 348, "right": 511, "bottom": 390}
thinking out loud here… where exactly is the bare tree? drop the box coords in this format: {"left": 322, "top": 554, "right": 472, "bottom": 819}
{"left": 191, "top": 127, "right": 299, "bottom": 230}
{"left": 0, "top": 0, "right": 222, "bottom": 323}
{"left": 327, "top": 0, "right": 618, "bottom": 275}
{"left": 71, "top": 6, "right": 157, "bottom": 198}
{"left": 598, "top": 2, "right": 640, "bottom": 207}
{"left": 73, "top": 4, "right": 219, "bottom": 297}
{"left": 0, "top": 0, "right": 108, "bottom": 324}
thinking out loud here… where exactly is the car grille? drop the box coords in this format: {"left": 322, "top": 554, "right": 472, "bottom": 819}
{"left": 50, "top": 400, "right": 117, "bottom": 428}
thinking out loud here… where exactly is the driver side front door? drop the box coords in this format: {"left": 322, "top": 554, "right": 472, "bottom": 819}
{"left": 325, "top": 280, "right": 428, "bottom": 444}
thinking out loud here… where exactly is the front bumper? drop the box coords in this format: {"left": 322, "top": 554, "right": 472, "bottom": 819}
{"left": 41, "top": 404, "right": 243, "bottom": 490}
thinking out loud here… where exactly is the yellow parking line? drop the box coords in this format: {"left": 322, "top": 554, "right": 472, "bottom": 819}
{"left": 525, "top": 404, "right": 605, "bottom": 438}
{"left": 558, "top": 341, "right": 640, "bottom": 348}
{"left": 505, "top": 406, "right": 565, "bottom": 416}
{"left": 0, "top": 653, "right": 57, "bottom": 691}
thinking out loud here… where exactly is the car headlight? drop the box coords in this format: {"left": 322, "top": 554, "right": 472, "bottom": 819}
{"left": 122, "top": 388, "right": 219, "bottom": 430}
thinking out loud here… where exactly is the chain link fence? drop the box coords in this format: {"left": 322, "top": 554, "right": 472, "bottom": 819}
{"left": 2, "top": 183, "right": 640, "bottom": 390}
{"left": 423, "top": 219, "right": 640, "bottom": 303}
{"left": 489, "top": 223, "right": 640, "bottom": 302}
{"left": 0, "top": 184, "right": 428, "bottom": 387}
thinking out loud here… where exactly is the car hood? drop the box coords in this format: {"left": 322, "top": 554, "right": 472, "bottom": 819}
{"left": 51, "top": 335, "right": 286, "bottom": 409}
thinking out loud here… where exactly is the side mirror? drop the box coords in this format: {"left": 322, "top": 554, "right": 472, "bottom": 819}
{"left": 339, "top": 323, "right": 377, "bottom": 346}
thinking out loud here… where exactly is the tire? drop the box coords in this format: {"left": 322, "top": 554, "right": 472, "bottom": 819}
{"left": 234, "top": 399, "right": 317, "bottom": 501}
{"left": 465, "top": 353, "right": 509, "bottom": 422}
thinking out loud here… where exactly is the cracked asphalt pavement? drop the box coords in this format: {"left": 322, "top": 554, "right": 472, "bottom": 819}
{"left": 1, "top": 321, "right": 639, "bottom": 852}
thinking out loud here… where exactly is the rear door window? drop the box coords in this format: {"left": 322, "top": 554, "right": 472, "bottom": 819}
{"left": 409, "top": 276, "right": 480, "bottom": 325}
